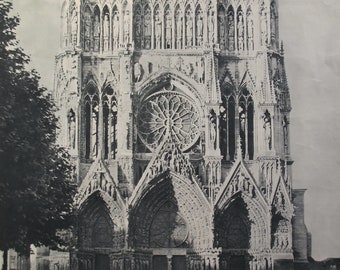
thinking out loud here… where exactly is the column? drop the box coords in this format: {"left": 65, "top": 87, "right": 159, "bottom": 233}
{"left": 167, "top": 255, "right": 172, "bottom": 270}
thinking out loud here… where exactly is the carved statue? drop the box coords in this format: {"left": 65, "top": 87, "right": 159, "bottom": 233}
{"left": 176, "top": 15, "right": 183, "bottom": 49}
{"left": 134, "top": 62, "right": 142, "bottom": 82}
{"left": 155, "top": 13, "right": 162, "bottom": 49}
{"left": 84, "top": 12, "right": 91, "bottom": 51}
{"left": 197, "top": 57, "right": 205, "bottom": 83}
{"left": 247, "top": 13, "right": 254, "bottom": 51}
{"left": 68, "top": 109, "right": 76, "bottom": 149}
{"left": 218, "top": 13, "right": 225, "bottom": 48}
{"left": 94, "top": 14, "right": 100, "bottom": 51}
{"left": 186, "top": 14, "right": 193, "bottom": 46}
{"left": 237, "top": 13, "right": 244, "bottom": 51}
{"left": 208, "top": 10, "right": 215, "bottom": 43}
{"left": 113, "top": 13, "right": 119, "bottom": 49}
{"left": 283, "top": 116, "right": 289, "bottom": 151}
{"left": 260, "top": 4, "right": 268, "bottom": 46}
{"left": 227, "top": 11, "right": 235, "bottom": 51}
{"left": 103, "top": 13, "right": 110, "bottom": 51}
{"left": 196, "top": 15, "right": 203, "bottom": 45}
{"left": 92, "top": 105, "right": 98, "bottom": 158}
{"left": 124, "top": 10, "right": 130, "bottom": 44}
{"left": 209, "top": 111, "right": 217, "bottom": 149}
{"left": 165, "top": 11, "right": 172, "bottom": 48}
{"left": 144, "top": 10, "right": 152, "bottom": 49}
{"left": 263, "top": 112, "right": 272, "bottom": 150}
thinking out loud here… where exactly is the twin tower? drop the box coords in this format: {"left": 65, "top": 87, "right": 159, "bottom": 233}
{"left": 54, "top": 0, "right": 311, "bottom": 269}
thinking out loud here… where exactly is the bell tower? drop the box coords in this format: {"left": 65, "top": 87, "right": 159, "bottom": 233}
{"left": 53, "top": 0, "right": 311, "bottom": 269}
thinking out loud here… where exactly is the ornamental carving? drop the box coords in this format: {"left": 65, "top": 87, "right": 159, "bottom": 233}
{"left": 137, "top": 89, "right": 200, "bottom": 151}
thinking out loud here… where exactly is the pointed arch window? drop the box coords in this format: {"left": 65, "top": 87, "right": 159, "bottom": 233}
{"left": 93, "top": 6, "right": 101, "bottom": 52}
{"left": 218, "top": 5, "right": 226, "bottom": 49}
{"left": 134, "top": 5, "right": 142, "bottom": 49}
{"left": 83, "top": 6, "right": 92, "bottom": 52}
{"left": 220, "top": 92, "right": 235, "bottom": 161}
{"left": 227, "top": 6, "right": 235, "bottom": 51}
{"left": 239, "top": 88, "right": 254, "bottom": 160}
{"left": 102, "top": 6, "right": 110, "bottom": 52}
{"left": 164, "top": 6, "right": 172, "bottom": 49}
{"left": 143, "top": 5, "right": 152, "bottom": 49}
{"left": 103, "top": 87, "right": 118, "bottom": 160}
{"left": 112, "top": 7, "right": 120, "bottom": 50}
{"left": 84, "top": 86, "right": 99, "bottom": 160}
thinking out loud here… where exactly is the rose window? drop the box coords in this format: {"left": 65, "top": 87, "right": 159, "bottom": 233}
{"left": 137, "top": 91, "right": 200, "bottom": 151}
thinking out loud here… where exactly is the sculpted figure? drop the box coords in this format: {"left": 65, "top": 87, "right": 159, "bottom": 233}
{"left": 68, "top": 110, "right": 76, "bottom": 149}
{"left": 186, "top": 14, "right": 193, "bottom": 46}
{"left": 165, "top": 12, "right": 172, "bottom": 48}
{"left": 263, "top": 112, "right": 272, "bottom": 150}
{"left": 134, "top": 62, "right": 142, "bottom": 82}
{"left": 208, "top": 10, "right": 215, "bottom": 43}
{"left": 227, "top": 11, "right": 235, "bottom": 51}
{"left": 84, "top": 12, "right": 91, "bottom": 51}
{"left": 94, "top": 15, "right": 100, "bottom": 51}
{"left": 103, "top": 14, "right": 109, "bottom": 51}
{"left": 113, "top": 14, "right": 119, "bottom": 49}
{"left": 124, "top": 11, "right": 130, "bottom": 44}
{"left": 247, "top": 14, "right": 254, "bottom": 50}
{"left": 176, "top": 16, "right": 183, "bottom": 49}
{"left": 237, "top": 13, "right": 244, "bottom": 51}
{"left": 260, "top": 4, "right": 268, "bottom": 46}
{"left": 155, "top": 13, "right": 162, "bottom": 49}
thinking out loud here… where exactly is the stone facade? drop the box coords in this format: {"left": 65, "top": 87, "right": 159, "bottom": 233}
{"left": 53, "top": 0, "right": 310, "bottom": 269}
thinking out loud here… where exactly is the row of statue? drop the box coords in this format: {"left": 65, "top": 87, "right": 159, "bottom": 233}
{"left": 61, "top": 2, "right": 278, "bottom": 51}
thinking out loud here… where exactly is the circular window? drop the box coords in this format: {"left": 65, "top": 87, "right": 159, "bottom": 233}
{"left": 137, "top": 91, "right": 200, "bottom": 151}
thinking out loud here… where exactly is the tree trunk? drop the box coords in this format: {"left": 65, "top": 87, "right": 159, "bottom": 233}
{"left": 2, "top": 249, "right": 8, "bottom": 270}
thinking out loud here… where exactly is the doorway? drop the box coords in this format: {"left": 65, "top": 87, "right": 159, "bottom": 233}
{"left": 172, "top": 256, "right": 186, "bottom": 270}
{"left": 229, "top": 256, "right": 246, "bottom": 270}
{"left": 95, "top": 254, "right": 110, "bottom": 270}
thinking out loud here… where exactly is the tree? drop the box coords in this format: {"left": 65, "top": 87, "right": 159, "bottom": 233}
{"left": 0, "top": 2, "right": 77, "bottom": 269}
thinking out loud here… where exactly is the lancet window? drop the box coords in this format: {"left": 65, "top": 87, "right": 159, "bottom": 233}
{"left": 218, "top": 5, "right": 226, "bottom": 49}
{"left": 103, "top": 88, "right": 118, "bottom": 160}
{"left": 144, "top": 5, "right": 152, "bottom": 49}
{"left": 246, "top": 7, "right": 254, "bottom": 51}
{"left": 102, "top": 7, "right": 110, "bottom": 52}
{"left": 84, "top": 86, "right": 99, "bottom": 160}
{"left": 227, "top": 6, "right": 235, "bottom": 51}
{"left": 113, "top": 7, "right": 119, "bottom": 50}
{"left": 93, "top": 6, "right": 100, "bottom": 52}
{"left": 83, "top": 6, "right": 92, "bottom": 52}
{"left": 220, "top": 88, "right": 254, "bottom": 161}
{"left": 164, "top": 6, "right": 172, "bottom": 49}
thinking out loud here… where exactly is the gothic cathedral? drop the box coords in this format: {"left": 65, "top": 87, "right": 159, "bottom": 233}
{"left": 54, "top": 0, "right": 311, "bottom": 269}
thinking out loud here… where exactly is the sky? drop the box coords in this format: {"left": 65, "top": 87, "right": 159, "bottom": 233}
{"left": 11, "top": 0, "right": 340, "bottom": 261}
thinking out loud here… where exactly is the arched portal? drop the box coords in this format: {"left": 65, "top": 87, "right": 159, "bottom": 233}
{"left": 129, "top": 171, "right": 212, "bottom": 250}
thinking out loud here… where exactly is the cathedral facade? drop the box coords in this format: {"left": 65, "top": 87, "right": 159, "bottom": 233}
{"left": 54, "top": 0, "right": 311, "bottom": 269}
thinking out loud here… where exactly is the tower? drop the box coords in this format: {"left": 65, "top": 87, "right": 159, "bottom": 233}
{"left": 53, "top": 0, "right": 310, "bottom": 269}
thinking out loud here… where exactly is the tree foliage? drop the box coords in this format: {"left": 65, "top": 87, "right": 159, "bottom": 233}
{"left": 0, "top": 0, "right": 77, "bottom": 255}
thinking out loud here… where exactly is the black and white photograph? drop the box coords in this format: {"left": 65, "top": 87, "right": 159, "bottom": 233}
{"left": 0, "top": 0, "right": 339, "bottom": 269}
